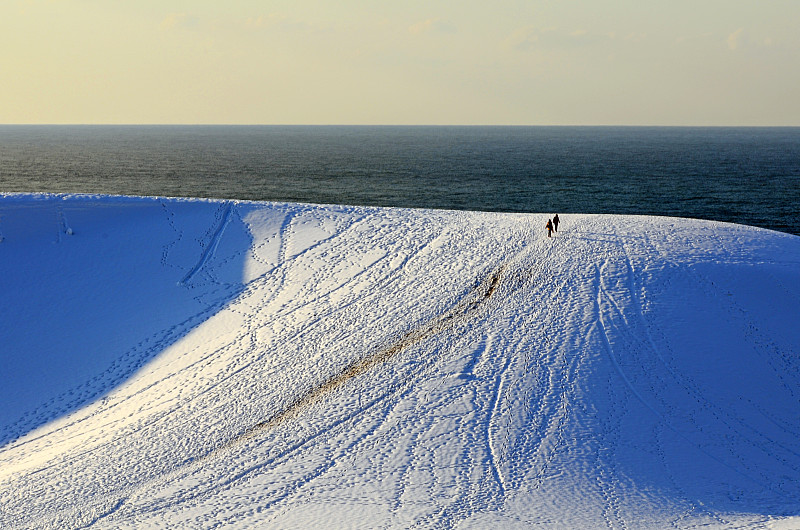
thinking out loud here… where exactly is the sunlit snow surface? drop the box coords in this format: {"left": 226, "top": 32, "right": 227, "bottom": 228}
{"left": 1, "top": 194, "right": 799, "bottom": 529}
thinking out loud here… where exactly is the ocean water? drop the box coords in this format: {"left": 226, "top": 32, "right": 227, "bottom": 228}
{"left": 1, "top": 125, "right": 798, "bottom": 235}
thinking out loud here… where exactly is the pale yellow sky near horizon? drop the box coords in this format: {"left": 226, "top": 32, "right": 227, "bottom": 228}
{"left": 2, "top": 0, "right": 799, "bottom": 125}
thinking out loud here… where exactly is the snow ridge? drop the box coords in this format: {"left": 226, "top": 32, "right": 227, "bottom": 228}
{"left": 213, "top": 263, "right": 508, "bottom": 457}
{"left": 1, "top": 195, "right": 799, "bottom": 529}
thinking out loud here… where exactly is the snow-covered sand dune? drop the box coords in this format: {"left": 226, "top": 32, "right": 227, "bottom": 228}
{"left": 1, "top": 194, "right": 799, "bottom": 529}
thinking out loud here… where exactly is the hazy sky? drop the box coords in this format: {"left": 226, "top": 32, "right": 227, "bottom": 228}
{"left": 3, "top": 1, "right": 799, "bottom": 125}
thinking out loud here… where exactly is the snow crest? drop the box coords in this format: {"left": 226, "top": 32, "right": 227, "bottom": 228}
{"left": 1, "top": 194, "right": 799, "bottom": 529}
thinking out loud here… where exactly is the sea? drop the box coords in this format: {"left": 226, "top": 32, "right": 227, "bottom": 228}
{"left": 1, "top": 125, "right": 798, "bottom": 236}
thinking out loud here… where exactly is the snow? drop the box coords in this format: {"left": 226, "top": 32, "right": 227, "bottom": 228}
{"left": 1, "top": 193, "right": 799, "bottom": 529}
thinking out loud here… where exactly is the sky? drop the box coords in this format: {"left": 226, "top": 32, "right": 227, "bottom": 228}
{"left": 2, "top": 0, "right": 799, "bottom": 125}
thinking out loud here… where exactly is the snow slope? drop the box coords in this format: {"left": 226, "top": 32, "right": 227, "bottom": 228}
{"left": 1, "top": 194, "right": 799, "bottom": 529}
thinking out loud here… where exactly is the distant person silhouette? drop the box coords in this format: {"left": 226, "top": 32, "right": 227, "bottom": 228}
{"left": 553, "top": 214, "right": 559, "bottom": 232}
{"left": 546, "top": 218, "right": 553, "bottom": 238}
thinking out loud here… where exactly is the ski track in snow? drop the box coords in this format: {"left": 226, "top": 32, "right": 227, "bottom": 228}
{"left": 1, "top": 195, "right": 800, "bottom": 529}
{"left": 179, "top": 201, "right": 234, "bottom": 286}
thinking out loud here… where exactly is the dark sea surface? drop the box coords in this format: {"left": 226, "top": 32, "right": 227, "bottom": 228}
{"left": 1, "top": 125, "right": 798, "bottom": 235}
